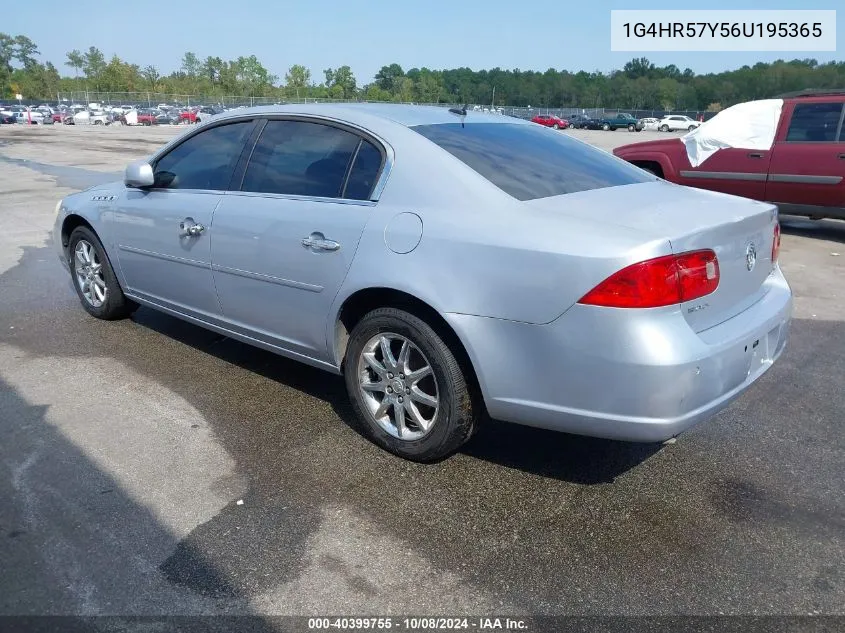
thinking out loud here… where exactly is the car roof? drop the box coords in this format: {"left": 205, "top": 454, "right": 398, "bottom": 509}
{"left": 778, "top": 89, "right": 845, "bottom": 100}
{"left": 213, "top": 103, "right": 526, "bottom": 129}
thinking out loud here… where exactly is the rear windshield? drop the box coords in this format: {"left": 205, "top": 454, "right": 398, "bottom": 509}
{"left": 412, "top": 122, "right": 652, "bottom": 201}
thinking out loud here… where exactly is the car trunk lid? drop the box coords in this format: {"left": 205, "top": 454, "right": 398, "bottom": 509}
{"left": 526, "top": 181, "right": 779, "bottom": 332}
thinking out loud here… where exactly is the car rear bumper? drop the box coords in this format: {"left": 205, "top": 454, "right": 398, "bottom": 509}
{"left": 445, "top": 267, "right": 792, "bottom": 442}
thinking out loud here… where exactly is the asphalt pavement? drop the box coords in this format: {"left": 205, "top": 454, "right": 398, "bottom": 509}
{"left": 0, "top": 124, "right": 843, "bottom": 625}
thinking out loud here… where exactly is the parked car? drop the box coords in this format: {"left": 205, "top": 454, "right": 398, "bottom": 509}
{"left": 598, "top": 112, "right": 643, "bottom": 131}
{"left": 156, "top": 110, "right": 181, "bottom": 125}
{"left": 657, "top": 115, "right": 701, "bottom": 132}
{"left": 638, "top": 117, "right": 660, "bottom": 131}
{"left": 567, "top": 113, "right": 601, "bottom": 129}
{"left": 52, "top": 104, "right": 791, "bottom": 461}
{"left": 13, "top": 109, "right": 45, "bottom": 124}
{"left": 0, "top": 113, "right": 16, "bottom": 124}
{"left": 136, "top": 109, "right": 159, "bottom": 126}
{"left": 613, "top": 91, "right": 845, "bottom": 220}
{"left": 73, "top": 110, "right": 109, "bottom": 125}
{"left": 530, "top": 114, "right": 569, "bottom": 129}
{"left": 180, "top": 106, "right": 218, "bottom": 124}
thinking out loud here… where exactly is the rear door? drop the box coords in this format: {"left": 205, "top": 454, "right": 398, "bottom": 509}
{"left": 765, "top": 100, "right": 845, "bottom": 214}
{"left": 210, "top": 118, "right": 386, "bottom": 361}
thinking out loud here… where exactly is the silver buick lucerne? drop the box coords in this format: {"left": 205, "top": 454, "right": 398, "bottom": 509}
{"left": 53, "top": 104, "right": 792, "bottom": 461}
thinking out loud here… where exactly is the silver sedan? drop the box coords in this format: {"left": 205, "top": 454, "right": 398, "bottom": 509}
{"left": 52, "top": 104, "right": 792, "bottom": 461}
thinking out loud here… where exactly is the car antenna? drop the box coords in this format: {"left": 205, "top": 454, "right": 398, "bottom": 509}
{"left": 448, "top": 103, "right": 468, "bottom": 127}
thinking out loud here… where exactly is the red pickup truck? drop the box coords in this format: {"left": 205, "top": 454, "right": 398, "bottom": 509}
{"left": 614, "top": 91, "right": 845, "bottom": 220}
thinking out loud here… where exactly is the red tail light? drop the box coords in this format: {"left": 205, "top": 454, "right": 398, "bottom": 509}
{"left": 772, "top": 223, "right": 781, "bottom": 265}
{"left": 578, "top": 250, "right": 720, "bottom": 308}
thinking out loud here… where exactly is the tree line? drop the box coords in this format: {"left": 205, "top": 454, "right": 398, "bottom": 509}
{"left": 2, "top": 33, "right": 845, "bottom": 110}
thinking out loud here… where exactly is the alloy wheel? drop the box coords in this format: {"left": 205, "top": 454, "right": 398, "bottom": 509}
{"left": 74, "top": 239, "right": 107, "bottom": 307}
{"left": 357, "top": 332, "right": 439, "bottom": 440}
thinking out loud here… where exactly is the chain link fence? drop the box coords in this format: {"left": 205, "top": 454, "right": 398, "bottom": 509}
{"left": 45, "top": 91, "right": 715, "bottom": 121}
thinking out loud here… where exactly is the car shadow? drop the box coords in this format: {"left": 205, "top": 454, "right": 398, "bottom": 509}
{"left": 0, "top": 375, "right": 283, "bottom": 631}
{"left": 780, "top": 216, "right": 845, "bottom": 244}
{"left": 130, "top": 306, "right": 659, "bottom": 485}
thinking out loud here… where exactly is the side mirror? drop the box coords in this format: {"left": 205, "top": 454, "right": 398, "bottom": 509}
{"left": 124, "top": 159, "right": 155, "bottom": 188}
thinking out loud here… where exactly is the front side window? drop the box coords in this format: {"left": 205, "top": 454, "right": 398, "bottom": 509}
{"left": 413, "top": 122, "right": 652, "bottom": 201}
{"left": 153, "top": 121, "right": 253, "bottom": 190}
{"left": 241, "top": 120, "right": 362, "bottom": 198}
{"left": 786, "top": 102, "right": 844, "bottom": 142}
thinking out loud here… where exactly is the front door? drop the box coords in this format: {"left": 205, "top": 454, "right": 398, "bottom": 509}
{"left": 211, "top": 118, "right": 385, "bottom": 361}
{"left": 765, "top": 101, "right": 845, "bottom": 212}
{"left": 112, "top": 119, "right": 256, "bottom": 319}
{"left": 676, "top": 147, "right": 772, "bottom": 200}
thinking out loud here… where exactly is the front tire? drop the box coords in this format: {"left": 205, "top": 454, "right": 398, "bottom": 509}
{"left": 688, "top": 125, "right": 696, "bottom": 131}
{"left": 68, "top": 226, "right": 135, "bottom": 320}
{"left": 602, "top": 123, "right": 610, "bottom": 131}
{"left": 553, "top": 123, "right": 560, "bottom": 129}
{"left": 344, "top": 308, "right": 479, "bottom": 462}
{"left": 660, "top": 124, "right": 670, "bottom": 132}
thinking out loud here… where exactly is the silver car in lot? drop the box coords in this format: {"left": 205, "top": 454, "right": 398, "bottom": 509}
{"left": 52, "top": 104, "right": 792, "bottom": 461}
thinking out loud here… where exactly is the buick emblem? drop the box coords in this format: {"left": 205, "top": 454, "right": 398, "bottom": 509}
{"left": 745, "top": 242, "right": 757, "bottom": 271}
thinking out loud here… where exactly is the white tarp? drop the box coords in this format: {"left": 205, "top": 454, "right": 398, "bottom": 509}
{"left": 681, "top": 99, "right": 783, "bottom": 167}
{"left": 125, "top": 109, "right": 138, "bottom": 125}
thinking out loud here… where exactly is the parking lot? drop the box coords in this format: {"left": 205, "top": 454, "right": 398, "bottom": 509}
{"left": 0, "top": 123, "right": 843, "bottom": 619}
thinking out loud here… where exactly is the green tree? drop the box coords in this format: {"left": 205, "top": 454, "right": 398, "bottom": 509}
{"left": 364, "top": 84, "right": 392, "bottom": 101}
{"left": 13, "top": 35, "right": 39, "bottom": 69}
{"left": 285, "top": 64, "right": 310, "bottom": 98}
{"left": 330, "top": 65, "right": 356, "bottom": 98}
{"left": 0, "top": 33, "right": 15, "bottom": 96}
{"left": 374, "top": 63, "right": 404, "bottom": 93}
{"left": 181, "top": 51, "right": 201, "bottom": 77}
{"left": 142, "top": 65, "right": 159, "bottom": 90}
{"left": 623, "top": 57, "right": 655, "bottom": 79}
{"left": 65, "top": 49, "right": 84, "bottom": 80}
{"left": 82, "top": 46, "right": 106, "bottom": 89}
{"left": 202, "top": 56, "right": 223, "bottom": 85}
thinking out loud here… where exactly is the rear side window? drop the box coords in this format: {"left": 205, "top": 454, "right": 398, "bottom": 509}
{"left": 786, "top": 103, "right": 844, "bottom": 142}
{"left": 343, "top": 140, "right": 383, "bottom": 200}
{"left": 242, "top": 120, "right": 360, "bottom": 198}
{"left": 412, "top": 122, "right": 652, "bottom": 201}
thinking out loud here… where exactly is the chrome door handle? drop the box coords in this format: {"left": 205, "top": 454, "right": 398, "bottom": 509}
{"left": 838, "top": 154, "right": 845, "bottom": 160}
{"left": 301, "top": 232, "right": 340, "bottom": 251}
{"left": 747, "top": 152, "right": 763, "bottom": 158}
{"left": 179, "top": 217, "right": 205, "bottom": 237}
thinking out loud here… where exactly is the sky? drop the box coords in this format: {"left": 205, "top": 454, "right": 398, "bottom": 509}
{"left": 4, "top": 0, "right": 842, "bottom": 84}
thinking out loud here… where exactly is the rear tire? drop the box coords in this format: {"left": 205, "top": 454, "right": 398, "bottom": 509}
{"left": 344, "top": 308, "right": 479, "bottom": 462}
{"left": 602, "top": 123, "right": 610, "bottom": 131}
{"left": 67, "top": 226, "right": 136, "bottom": 320}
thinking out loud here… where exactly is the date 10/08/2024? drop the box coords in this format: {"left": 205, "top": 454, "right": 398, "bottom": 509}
{"left": 307, "top": 617, "right": 529, "bottom": 630}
